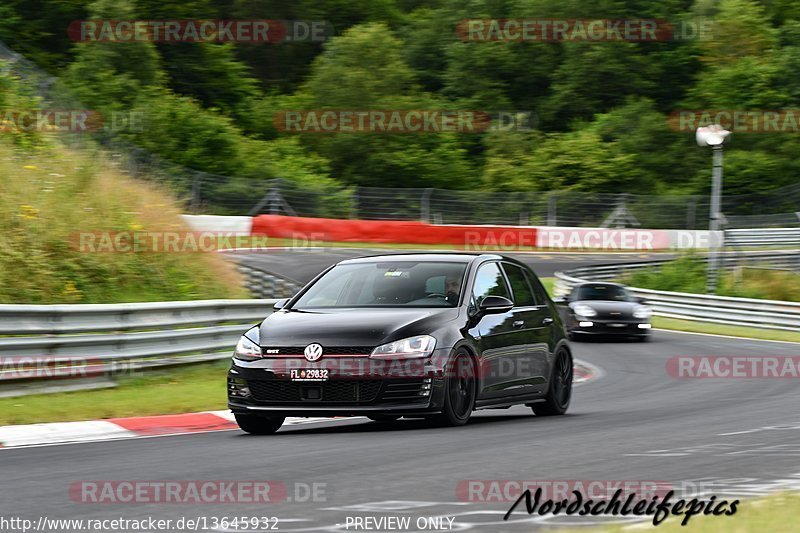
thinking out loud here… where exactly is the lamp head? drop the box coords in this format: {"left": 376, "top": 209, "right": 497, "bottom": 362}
{"left": 696, "top": 125, "right": 731, "bottom": 147}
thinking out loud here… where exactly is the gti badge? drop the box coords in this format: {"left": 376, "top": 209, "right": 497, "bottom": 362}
{"left": 304, "top": 343, "right": 323, "bottom": 362}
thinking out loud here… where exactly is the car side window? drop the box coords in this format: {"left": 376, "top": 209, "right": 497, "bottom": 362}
{"left": 502, "top": 263, "right": 536, "bottom": 307}
{"left": 470, "top": 262, "right": 511, "bottom": 312}
{"left": 524, "top": 269, "right": 549, "bottom": 306}
{"left": 569, "top": 287, "right": 578, "bottom": 301}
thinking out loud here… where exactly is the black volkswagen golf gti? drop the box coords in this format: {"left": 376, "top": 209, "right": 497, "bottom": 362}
{"left": 228, "top": 253, "right": 573, "bottom": 434}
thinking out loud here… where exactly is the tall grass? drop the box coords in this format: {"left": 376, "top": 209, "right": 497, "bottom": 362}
{"left": 720, "top": 268, "right": 800, "bottom": 302}
{"left": 625, "top": 254, "right": 800, "bottom": 302}
{"left": 0, "top": 140, "right": 246, "bottom": 303}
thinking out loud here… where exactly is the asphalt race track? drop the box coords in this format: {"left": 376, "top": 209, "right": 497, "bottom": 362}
{"left": 1, "top": 252, "right": 798, "bottom": 532}
{"left": 2, "top": 333, "right": 798, "bottom": 531}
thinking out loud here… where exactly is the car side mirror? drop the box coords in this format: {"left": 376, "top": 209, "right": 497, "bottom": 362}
{"left": 635, "top": 296, "right": 647, "bottom": 304}
{"left": 553, "top": 296, "right": 567, "bottom": 304}
{"left": 478, "top": 295, "right": 514, "bottom": 315}
{"left": 273, "top": 298, "right": 289, "bottom": 310}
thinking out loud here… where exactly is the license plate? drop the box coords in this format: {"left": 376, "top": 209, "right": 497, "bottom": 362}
{"left": 290, "top": 369, "right": 329, "bottom": 382}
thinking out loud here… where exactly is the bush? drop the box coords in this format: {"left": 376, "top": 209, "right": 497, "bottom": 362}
{"left": 625, "top": 254, "right": 800, "bottom": 302}
{"left": 626, "top": 255, "right": 708, "bottom": 294}
{"left": 0, "top": 140, "right": 246, "bottom": 303}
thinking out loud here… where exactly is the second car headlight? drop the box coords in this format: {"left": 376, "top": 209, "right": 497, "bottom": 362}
{"left": 573, "top": 303, "right": 597, "bottom": 318}
{"left": 371, "top": 335, "right": 436, "bottom": 359}
{"left": 633, "top": 305, "right": 652, "bottom": 319}
{"left": 234, "top": 327, "right": 262, "bottom": 361}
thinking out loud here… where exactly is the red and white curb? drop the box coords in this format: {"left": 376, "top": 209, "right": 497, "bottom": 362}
{"left": 573, "top": 358, "right": 603, "bottom": 385}
{"left": 0, "top": 359, "right": 599, "bottom": 449}
{"left": 0, "top": 411, "right": 347, "bottom": 449}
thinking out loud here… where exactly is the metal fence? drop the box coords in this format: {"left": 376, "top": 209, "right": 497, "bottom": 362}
{"left": 262, "top": 185, "right": 711, "bottom": 228}
{"left": 0, "top": 300, "right": 276, "bottom": 396}
{"left": 725, "top": 212, "right": 800, "bottom": 229}
{"left": 211, "top": 178, "right": 800, "bottom": 230}
{"left": 247, "top": 181, "right": 800, "bottom": 229}
{"left": 554, "top": 253, "right": 800, "bottom": 331}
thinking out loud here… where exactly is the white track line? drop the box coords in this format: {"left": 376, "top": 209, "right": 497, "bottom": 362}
{"left": 654, "top": 328, "right": 800, "bottom": 345}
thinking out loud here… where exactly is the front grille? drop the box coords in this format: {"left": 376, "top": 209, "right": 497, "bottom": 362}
{"left": 247, "top": 379, "right": 382, "bottom": 403}
{"left": 260, "top": 346, "right": 374, "bottom": 356}
{"left": 594, "top": 311, "right": 632, "bottom": 320}
{"left": 590, "top": 322, "right": 639, "bottom": 333}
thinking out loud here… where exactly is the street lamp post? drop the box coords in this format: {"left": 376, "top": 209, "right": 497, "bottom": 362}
{"left": 696, "top": 125, "right": 731, "bottom": 294}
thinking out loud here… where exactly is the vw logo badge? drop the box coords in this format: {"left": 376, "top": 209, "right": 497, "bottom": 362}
{"left": 304, "top": 343, "right": 323, "bottom": 362}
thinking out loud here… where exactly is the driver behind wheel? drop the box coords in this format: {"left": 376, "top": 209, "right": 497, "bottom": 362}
{"left": 445, "top": 273, "right": 461, "bottom": 305}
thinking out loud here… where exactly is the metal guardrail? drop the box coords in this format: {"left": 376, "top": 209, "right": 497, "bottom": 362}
{"left": 0, "top": 300, "right": 277, "bottom": 335}
{"left": 0, "top": 260, "right": 302, "bottom": 395}
{"left": 0, "top": 300, "right": 277, "bottom": 391}
{"left": 554, "top": 253, "right": 800, "bottom": 332}
{"left": 725, "top": 227, "right": 800, "bottom": 247}
{"left": 236, "top": 264, "right": 302, "bottom": 299}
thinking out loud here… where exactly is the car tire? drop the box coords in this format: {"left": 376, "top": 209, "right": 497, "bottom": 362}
{"left": 234, "top": 414, "right": 285, "bottom": 435}
{"left": 367, "top": 415, "right": 401, "bottom": 423}
{"left": 531, "top": 349, "right": 572, "bottom": 416}
{"left": 431, "top": 350, "right": 476, "bottom": 427}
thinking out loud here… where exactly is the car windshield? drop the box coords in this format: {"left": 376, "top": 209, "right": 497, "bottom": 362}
{"left": 291, "top": 261, "right": 468, "bottom": 308}
{"left": 574, "top": 284, "right": 632, "bottom": 302}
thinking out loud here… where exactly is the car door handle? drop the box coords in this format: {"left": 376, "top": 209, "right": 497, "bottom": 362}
{"left": 512, "top": 320, "right": 525, "bottom": 328}
{"left": 541, "top": 317, "right": 553, "bottom": 325}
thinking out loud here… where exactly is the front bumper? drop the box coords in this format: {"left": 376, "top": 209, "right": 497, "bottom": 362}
{"left": 227, "top": 350, "right": 451, "bottom": 417}
{"left": 570, "top": 319, "right": 651, "bottom": 336}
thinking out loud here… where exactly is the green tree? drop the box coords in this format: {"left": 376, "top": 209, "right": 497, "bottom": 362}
{"left": 298, "top": 23, "right": 474, "bottom": 188}
{"left": 0, "top": 0, "right": 86, "bottom": 71}
{"left": 482, "top": 126, "right": 638, "bottom": 192}
{"left": 60, "top": 0, "right": 164, "bottom": 112}
{"left": 305, "top": 23, "right": 415, "bottom": 107}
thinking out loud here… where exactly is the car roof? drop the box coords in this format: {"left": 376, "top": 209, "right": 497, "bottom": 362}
{"left": 338, "top": 252, "right": 503, "bottom": 265}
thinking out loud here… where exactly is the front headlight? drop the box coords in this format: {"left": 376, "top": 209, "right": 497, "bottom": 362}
{"left": 371, "top": 335, "right": 436, "bottom": 359}
{"left": 234, "top": 327, "right": 262, "bottom": 361}
{"left": 633, "top": 305, "right": 652, "bottom": 319}
{"left": 573, "top": 304, "right": 597, "bottom": 318}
